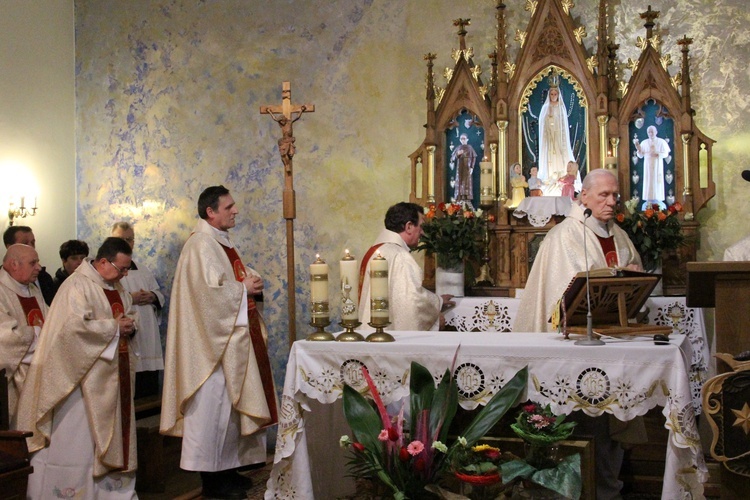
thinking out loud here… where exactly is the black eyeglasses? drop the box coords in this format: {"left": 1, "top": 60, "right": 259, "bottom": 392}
{"left": 108, "top": 260, "right": 129, "bottom": 275}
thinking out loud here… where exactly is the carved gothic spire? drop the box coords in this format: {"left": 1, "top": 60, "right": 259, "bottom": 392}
{"left": 640, "top": 5, "right": 659, "bottom": 40}
{"left": 678, "top": 36, "right": 694, "bottom": 116}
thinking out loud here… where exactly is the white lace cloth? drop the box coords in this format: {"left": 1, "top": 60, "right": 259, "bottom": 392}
{"left": 512, "top": 196, "right": 573, "bottom": 226}
{"left": 265, "top": 331, "right": 707, "bottom": 499}
{"left": 444, "top": 296, "right": 710, "bottom": 415}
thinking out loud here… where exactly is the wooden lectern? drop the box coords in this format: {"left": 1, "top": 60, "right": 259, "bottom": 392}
{"left": 686, "top": 262, "right": 750, "bottom": 359}
{"left": 687, "top": 261, "right": 750, "bottom": 498}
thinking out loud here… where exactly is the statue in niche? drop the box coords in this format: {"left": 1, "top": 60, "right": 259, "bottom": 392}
{"left": 506, "top": 162, "right": 527, "bottom": 208}
{"left": 521, "top": 67, "right": 586, "bottom": 196}
{"left": 629, "top": 100, "right": 674, "bottom": 208}
{"left": 446, "top": 109, "right": 484, "bottom": 207}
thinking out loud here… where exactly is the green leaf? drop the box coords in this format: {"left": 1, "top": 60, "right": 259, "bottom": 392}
{"left": 461, "top": 366, "right": 528, "bottom": 446}
{"left": 430, "top": 368, "right": 459, "bottom": 443}
{"left": 343, "top": 384, "right": 385, "bottom": 452}
{"left": 409, "top": 361, "right": 436, "bottom": 434}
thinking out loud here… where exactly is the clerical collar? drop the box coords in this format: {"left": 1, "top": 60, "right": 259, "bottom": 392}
{"left": 2, "top": 270, "right": 33, "bottom": 297}
{"left": 582, "top": 212, "right": 613, "bottom": 239}
{"left": 209, "top": 224, "right": 233, "bottom": 248}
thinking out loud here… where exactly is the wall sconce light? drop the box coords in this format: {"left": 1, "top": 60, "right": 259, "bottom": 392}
{"left": 8, "top": 197, "right": 38, "bottom": 226}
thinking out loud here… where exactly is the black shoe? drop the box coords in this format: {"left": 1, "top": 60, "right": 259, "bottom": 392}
{"left": 200, "top": 471, "right": 248, "bottom": 500}
{"left": 228, "top": 470, "right": 253, "bottom": 490}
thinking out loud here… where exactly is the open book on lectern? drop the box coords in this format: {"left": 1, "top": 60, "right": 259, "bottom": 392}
{"left": 555, "top": 267, "right": 671, "bottom": 336}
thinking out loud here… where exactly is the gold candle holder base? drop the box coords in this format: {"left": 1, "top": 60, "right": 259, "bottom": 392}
{"left": 307, "top": 318, "right": 335, "bottom": 341}
{"left": 366, "top": 321, "right": 394, "bottom": 342}
{"left": 337, "top": 320, "right": 364, "bottom": 342}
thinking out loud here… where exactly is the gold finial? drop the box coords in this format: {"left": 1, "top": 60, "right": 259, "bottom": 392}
{"left": 515, "top": 29, "right": 527, "bottom": 48}
{"left": 573, "top": 26, "right": 586, "bottom": 45}
{"left": 660, "top": 53, "right": 672, "bottom": 71}
{"left": 561, "top": 0, "right": 575, "bottom": 16}
{"left": 524, "top": 0, "right": 538, "bottom": 16}
{"left": 586, "top": 56, "right": 597, "bottom": 74}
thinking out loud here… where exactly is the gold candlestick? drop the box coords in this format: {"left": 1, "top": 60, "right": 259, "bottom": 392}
{"left": 366, "top": 318, "right": 394, "bottom": 342}
{"left": 337, "top": 319, "right": 364, "bottom": 342}
{"left": 308, "top": 314, "right": 334, "bottom": 341}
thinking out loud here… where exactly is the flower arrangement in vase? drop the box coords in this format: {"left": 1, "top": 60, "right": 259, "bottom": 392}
{"left": 417, "top": 202, "right": 491, "bottom": 270}
{"left": 340, "top": 359, "right": 527, "bottom": 500}
{"left": 615, "top": 199, "right": 684, "bottom": 272}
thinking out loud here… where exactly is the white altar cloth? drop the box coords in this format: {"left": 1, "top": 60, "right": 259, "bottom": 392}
{"left": 512, "top": 196, "right": 573, "bottom": 227}
{"left": 265, "top": 331, "right": 706, "bottom": 499}
{"left": 444, "top": 296, "right": 710, "bottom": 415}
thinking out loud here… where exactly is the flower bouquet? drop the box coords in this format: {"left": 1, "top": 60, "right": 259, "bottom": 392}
{"left": 341, "top": 359, "right": 527, "bottom": 499}
{"left": 417, "top": 202, "right": 490, "bottom": 269}
{"left": 502, "top": 402, "right": 581, "bottom": 499}
{"left": 615, "top": 199, "right": 684, "bottom": 272}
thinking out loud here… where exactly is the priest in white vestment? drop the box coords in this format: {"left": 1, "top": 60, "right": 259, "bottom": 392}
{"left": 513, "top": 169, "right": 642, "bottom": 500}
{"left": 112, "top": 221, "right": 165, "bottom": 399}
{"left": 0, "top": 244, "right": 48, "bottom": 427}
{"left": 16, "top": 237, "right": 138, "bottom": 499}
{"left": 161, "top": 185, "right": 277, "bottom": 499}
{"left": 513, "top": 170, "right": 642, "bottom": 333}
{"left": 359, "top": 202, "right": 452, "bottom": 331}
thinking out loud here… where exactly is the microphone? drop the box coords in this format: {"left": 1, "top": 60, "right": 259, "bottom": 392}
{"left": 575, "top": 206, "right": 605, "bottom": 346}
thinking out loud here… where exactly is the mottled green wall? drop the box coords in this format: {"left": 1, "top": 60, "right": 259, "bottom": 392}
{"left": 74, "top": 0, "right": 750, "bottom": 383}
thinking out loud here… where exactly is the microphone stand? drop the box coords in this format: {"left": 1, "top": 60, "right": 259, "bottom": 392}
{"left": 575, "top": 208, "right": 605, "bottom": 346}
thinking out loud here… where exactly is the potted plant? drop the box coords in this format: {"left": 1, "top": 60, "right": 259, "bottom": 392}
{"left": 416, "top": 202, "right": 491, "bottom": 296}
{"left": 340, "top": 359, "right": 527, "bottom": 499}
{"left": 615, "top": 199, "right": 685, "bottom": 273}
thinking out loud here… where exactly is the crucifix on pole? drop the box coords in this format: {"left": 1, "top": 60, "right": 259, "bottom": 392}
{"left": 260, "top": 81, "right": 315, "bottom": 347}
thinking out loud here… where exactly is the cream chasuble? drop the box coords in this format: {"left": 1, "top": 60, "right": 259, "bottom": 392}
{"left": 359, "top": 228, "right": 441, "bottom": 331}
{"left": 16, "top": 259, "right": 137, "bottom": 479}
{"left": 161, "top": 219, "right": 275, "bottom": 449}
{"left": 513, "top": 203, "right": 641, "bottom": 333}
{"left": 0, "top": 267, "right": 47, "bottom": 426}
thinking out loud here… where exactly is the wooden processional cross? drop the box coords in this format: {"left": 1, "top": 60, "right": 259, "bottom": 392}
{"left": 260, "top": 82, "right": 314, "bottom": 347}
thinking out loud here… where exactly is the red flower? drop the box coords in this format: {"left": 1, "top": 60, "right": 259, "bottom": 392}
{"left": 414, "top": 457, "right": 426, "bottom": 471}
{"left": 399, "top": 446, "right": 410, "bottom": 462}
{"left": 485, "top": 449, "right": 501, "bottom": 460}
{"left": 488, "top": 214, "right": 496, "bottom": 223}
{"left": 652, "top": 203, "right": 661, "bottom": 211}
{"left": 523, "top": 403, "right": 537, "bottom": 413}
{"left": 672, "top": 201, "right": 683, "bottom": 212}
{"left": 388, "top": 426, "right": 399, "bottom": 441}
{"left": 616, "top": 213, "right": 625, "bottom": 223}
{"left": 657, "top": 211, "right": 667, "bottom": 221}
{"left": 644, "top": 209, "right": 655, "bottom": 219}
{"left": 667, "top": 205, "right": 677, "bottom": 214}
{"left": 353, "top": 442, "right": 365, "bottom": 452}
{"left": 438, "top": 202, "right": 446, "bottom": 212}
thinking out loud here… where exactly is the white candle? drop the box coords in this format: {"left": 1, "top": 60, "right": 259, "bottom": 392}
{"left": 340, "top": 249, "right": 359, "bottom": 321}
{"left": 310, "top": 254, "right": 329, "bottom": 319}
{"left": 20, "top": 196, "right": 25, "bottom": 208}
{"left": 480, "top": 158, "right": 494, "bottom": 205}
{"left": 369, "top": 252, "right": 389, "bottom": 321}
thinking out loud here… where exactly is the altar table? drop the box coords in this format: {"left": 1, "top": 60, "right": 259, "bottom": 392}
{"left": 265, "top": 331, "right": 707, "bottom": 499}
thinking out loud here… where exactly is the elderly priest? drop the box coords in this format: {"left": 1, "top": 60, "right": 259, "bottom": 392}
{"left": 513, "top": 168, "right": 642, "bottom": 333}
{"left": 17, "top": 237, "right": 138, "bottom": 498}
{"left": 0, "top": 244, "right": 48, "bottom": 428}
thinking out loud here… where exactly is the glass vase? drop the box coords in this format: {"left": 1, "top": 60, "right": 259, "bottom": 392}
{"left": 523, "top": 441, "right": 559, "bottom": 470}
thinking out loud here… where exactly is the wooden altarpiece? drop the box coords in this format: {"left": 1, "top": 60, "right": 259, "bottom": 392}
{"left": 409, "top": 0, "right": 714, "bottom": 296}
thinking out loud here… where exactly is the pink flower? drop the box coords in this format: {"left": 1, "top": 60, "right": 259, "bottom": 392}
{"left": 407, "top": 440, "right": 425, "bottom": 456}
{"left": 378, "top": 429, "right": 389, "bottom": 441}
{"left": 529, "top": 414, "right": 550, "bottom": 429}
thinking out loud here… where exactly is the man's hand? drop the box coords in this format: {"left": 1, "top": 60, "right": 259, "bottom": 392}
{"left": 243, "top": 275, "right": 264, "bottom": 295}
{"left": 624, "top": 263, "right": 643, "bottom": 272}
{"left": 130, "top": 289, "right": 155, "bottom": 306}
{"left": 440, "top": 294, "right": 455, "bottom": 312}
{"left": 117, "top": 313, "right": 136, "bottom": 336}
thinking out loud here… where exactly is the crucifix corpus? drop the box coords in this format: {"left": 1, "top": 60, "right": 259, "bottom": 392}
{"left": 260, "top": 81, "right": 315, "bottom": 347}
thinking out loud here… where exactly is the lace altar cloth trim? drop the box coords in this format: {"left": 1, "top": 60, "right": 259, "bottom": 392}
{"left": 512, "top": 196, "right": 573, "bottom": 227}
{"left": 444, "top": 296, "right": 708, "bottom": 415}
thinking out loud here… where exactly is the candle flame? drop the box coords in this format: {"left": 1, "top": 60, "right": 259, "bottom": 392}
{"left": 316, "top": 253, "right": 320, "bottom": 259}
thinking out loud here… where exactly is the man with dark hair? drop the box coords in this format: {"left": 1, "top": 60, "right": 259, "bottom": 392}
{"left": 197, "top": 184, "right": 230, "bottom": 219}
{"left": 111, "top": 221, "right": 165, "bottom": 400}
{"left": 162, "top": 186, "right": 276, "bottom": 498}
{"left": 0, "top": 244, "right": 48, "bottom": 427}
{"left": 17, "top": 236, "right": 139, "bottom": 497}
{"left": 2, "top": 226, "right": 55, "bottom": 305}
{"left": 359, "top": 202, "right": 452, "bottom": 330}
{"left": 53, "top": 239, "right": 90, "bottom": 291}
